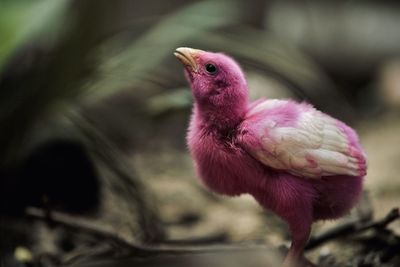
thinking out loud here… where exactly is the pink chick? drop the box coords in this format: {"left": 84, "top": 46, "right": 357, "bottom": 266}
{"left": 174, "top": 47, "right": 367, "bottom": 267}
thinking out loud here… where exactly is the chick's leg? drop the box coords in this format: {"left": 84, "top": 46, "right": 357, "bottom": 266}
{"left": 282, "top": 224, "right": 311, "bottom": 267}
{"left": 280, "top": 204, "right": 313, "bottom": 267}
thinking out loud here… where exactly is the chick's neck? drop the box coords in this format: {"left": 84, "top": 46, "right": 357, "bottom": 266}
{"left": 194, "top": 97, "right": 247, "bottom": 135}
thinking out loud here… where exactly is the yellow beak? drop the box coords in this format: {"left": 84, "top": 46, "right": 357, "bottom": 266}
{"left": 174, "top": 47, "right": 203, "bottom": 72}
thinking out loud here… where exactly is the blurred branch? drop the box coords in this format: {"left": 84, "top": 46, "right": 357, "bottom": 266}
{"left": 26, "top": 206, "right": 280, "bottom": 267}
{"left": 306, "top": 207, "right": 400, "bottom": 250}
{"left": 26, "top": 206, "right": 139, "bottom": 249}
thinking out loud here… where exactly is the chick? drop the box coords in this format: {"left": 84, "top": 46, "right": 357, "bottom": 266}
{"left": 174, "top": 47, "right": 366, "bottom": 267}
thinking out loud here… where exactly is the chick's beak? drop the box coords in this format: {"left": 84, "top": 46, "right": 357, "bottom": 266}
{"left": 174, "top": 47, "right": 202, "bottom": 72}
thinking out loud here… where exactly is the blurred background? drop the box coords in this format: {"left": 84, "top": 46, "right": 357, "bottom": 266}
{"left": 1, "top": 0, "right": 400, "bottom": 266}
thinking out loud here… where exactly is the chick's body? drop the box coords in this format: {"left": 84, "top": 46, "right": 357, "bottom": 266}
{"left": 175, "top": 47, "right": 366, "bottom": 267}
{"left": 188, "top": 103, "right": 363, "bottom": 220}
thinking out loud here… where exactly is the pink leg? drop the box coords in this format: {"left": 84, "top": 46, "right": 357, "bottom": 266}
{"left": 253, "top": 184, "right": 315, "bottom": 266}
{"left": 282, "top": 225, "right": 311, "bottom": 267}
{"left": 280, "top": 206, "right": 313, "bottom": 267}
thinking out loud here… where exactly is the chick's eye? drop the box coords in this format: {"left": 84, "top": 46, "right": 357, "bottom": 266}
{"left": 205, "top": 63, "right": 217, "bottom": 74}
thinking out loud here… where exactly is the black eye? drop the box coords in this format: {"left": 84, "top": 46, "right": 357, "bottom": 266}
{"left": 205, "top": 63, "right": 217, "bottom": 74}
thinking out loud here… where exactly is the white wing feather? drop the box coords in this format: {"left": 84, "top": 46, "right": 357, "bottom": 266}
{"left": 243, "top": 101, "right": 366, "bottom": 179}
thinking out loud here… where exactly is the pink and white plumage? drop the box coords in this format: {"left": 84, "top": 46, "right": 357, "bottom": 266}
{"left": 243, "top": 99, "right": 367, "bottom": 179}
{"left": 174, "top": 47, "right": 367, "bottom": 267}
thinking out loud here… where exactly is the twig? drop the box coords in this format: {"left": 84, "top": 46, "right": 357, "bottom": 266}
{"left": 359, "top": 207, "right": 399, "bottom": 230}
{"left": 160, "top": 233, "right": 229, "bottom": 245}
{"left": 25, "top": 207, "right": 273, "bottom": 256}
{"left": 26, "top": 207, "right": 150, "bottom": 254}
{"left": 306, "top": 207, "right": 399, "bottom": 250}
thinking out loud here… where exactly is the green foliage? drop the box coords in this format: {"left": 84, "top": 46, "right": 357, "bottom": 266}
{"left": 0, "top": 0, "right": 67, "bottom": 69}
